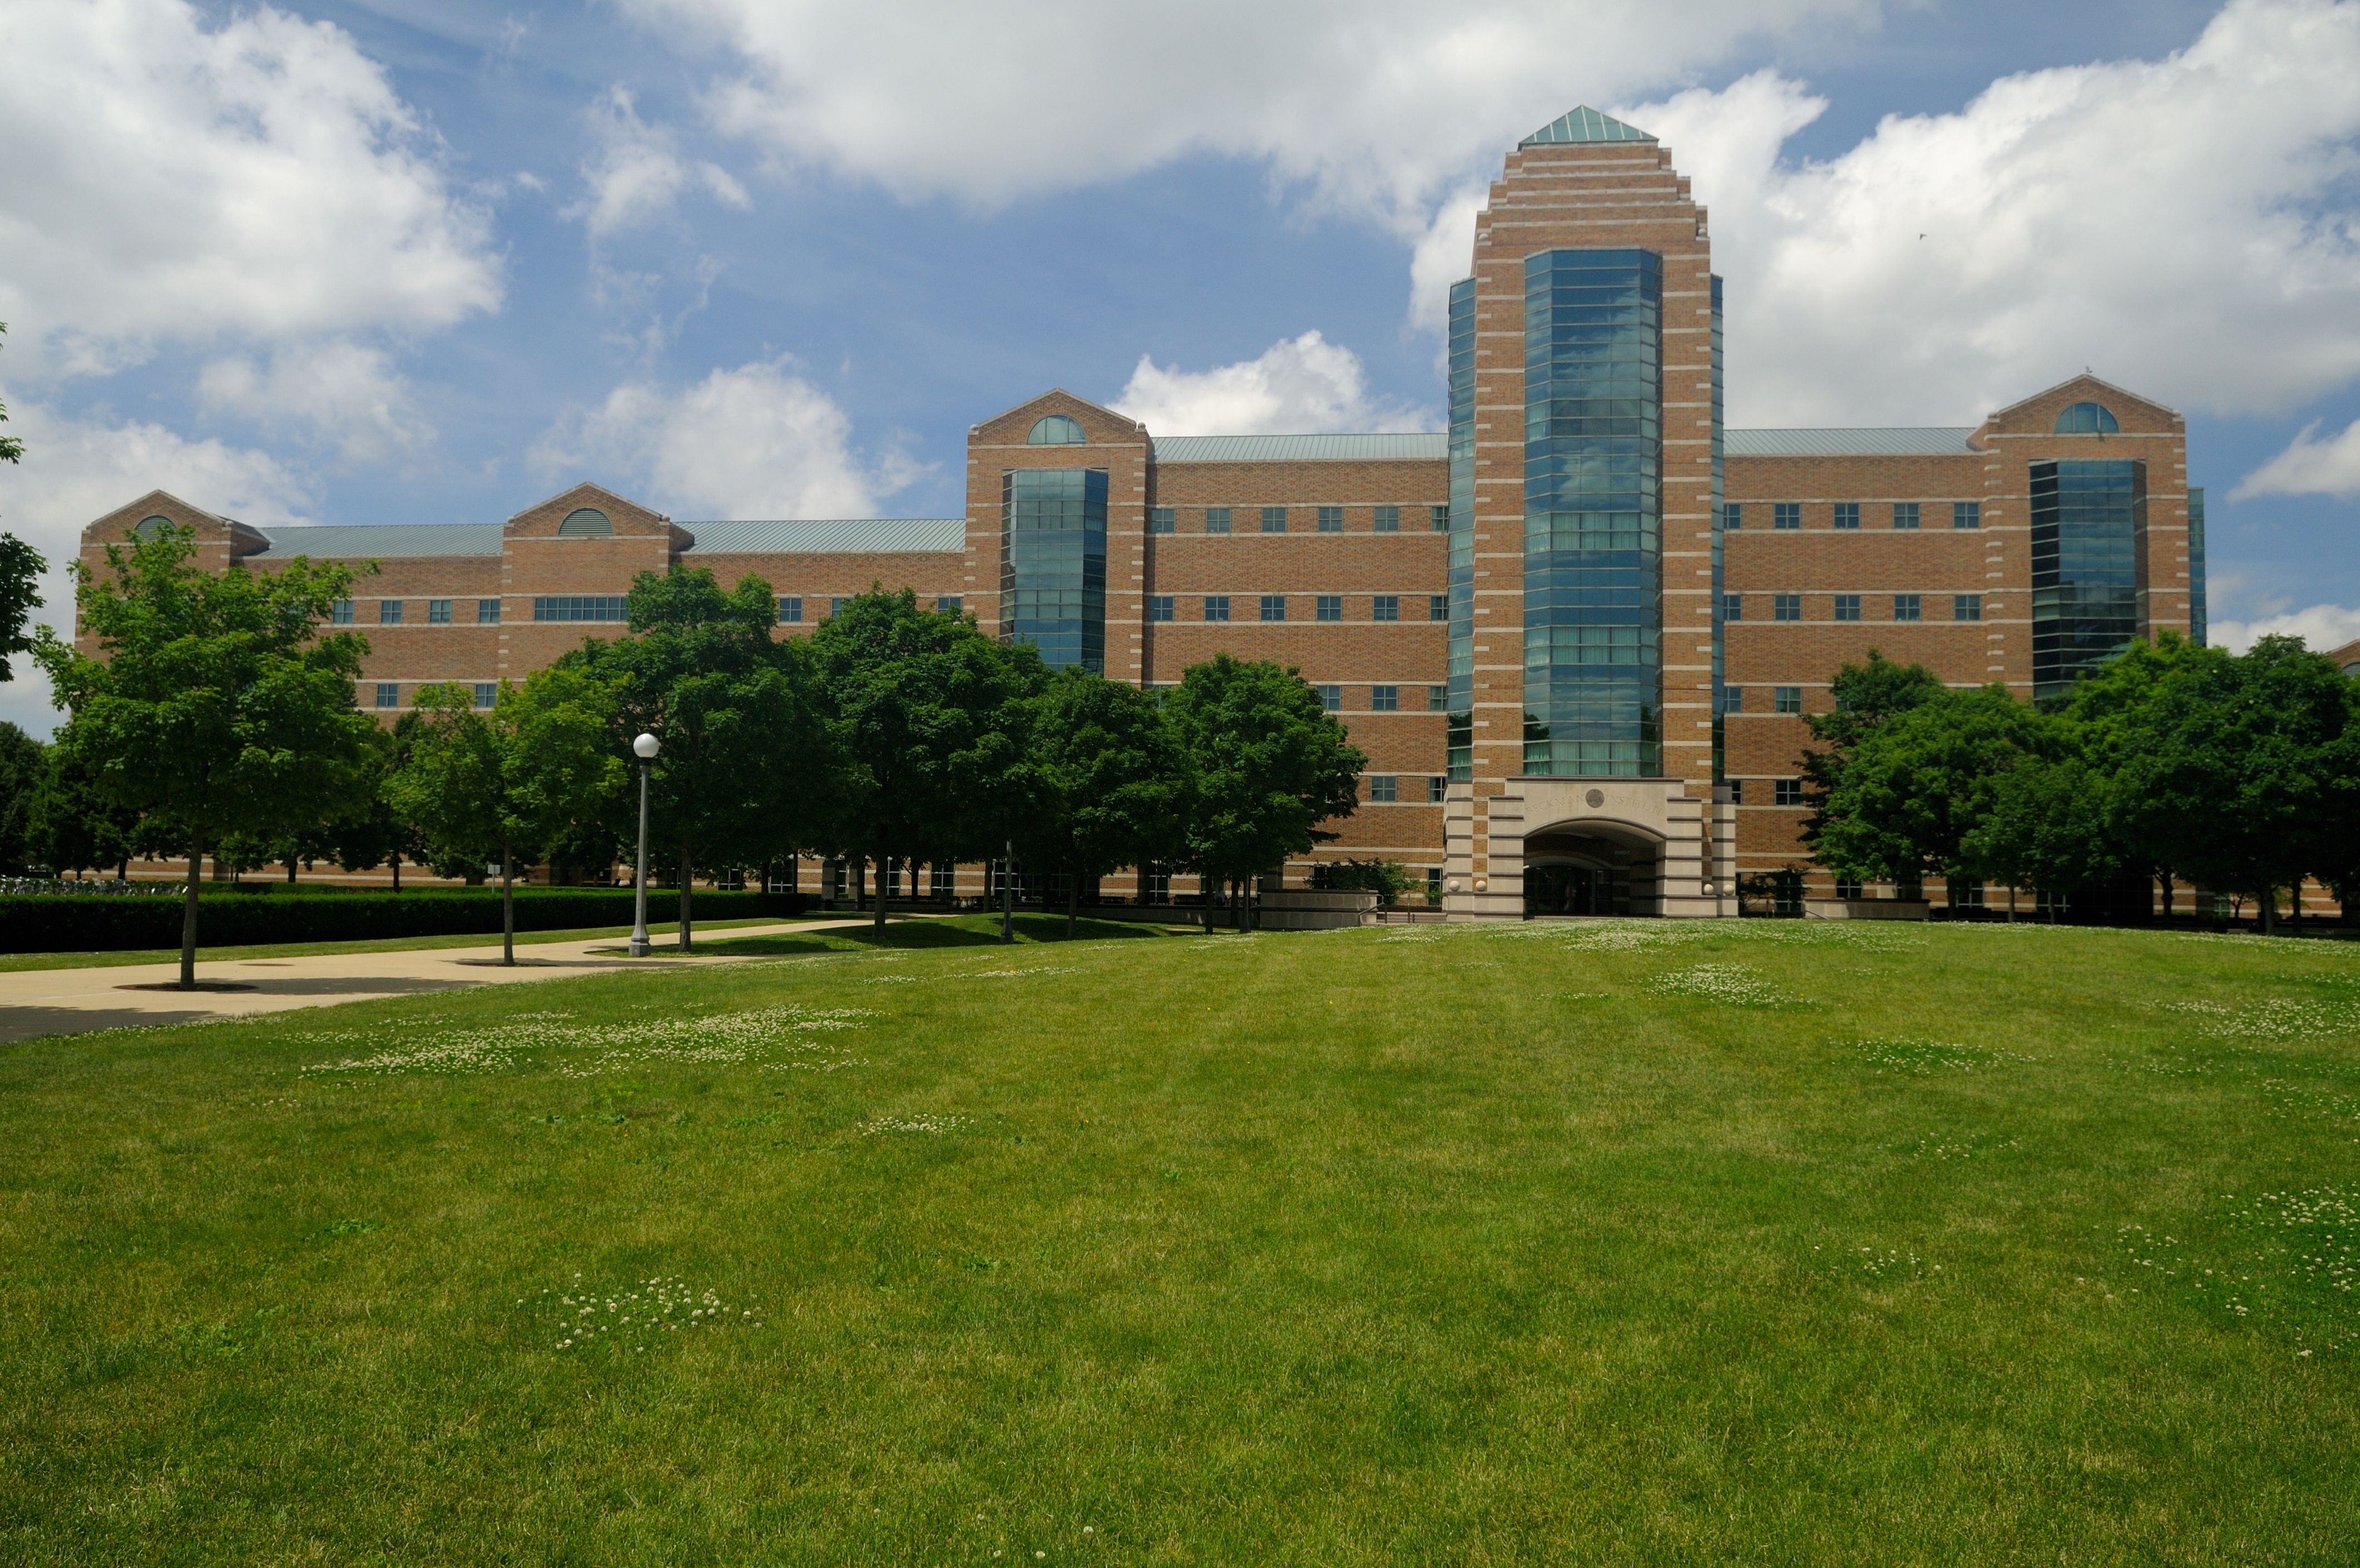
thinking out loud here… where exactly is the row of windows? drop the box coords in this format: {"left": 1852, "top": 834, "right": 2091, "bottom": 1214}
{"left": 1316, "top": 684, "right": 1451, "bottom": 713}
{"left": 1364, "top": 775, "right": 1448, "bottom": 803}
{"left": 333, "top": 598, "right": 503, "bottom": 626}
{"left": 367, "top": 682, "right": 498, "bottom": 710}
{"left": 1150, "top": 593, "right": 1450, "bottom": 624}
{"left": 1725, "top": 686, "right": 1806, "bottom": 715}
{"left": 1724, "top": 501, "right": 1981, "bottom": 531}
{"left": 1724, "top": 592, "right": 1983, "bottom": 623}
{"left": 771, "top": 596, "right": 962, "bottom": 624}
{"left": 1148, "top": 504, "right": 1451, "bottom": 535}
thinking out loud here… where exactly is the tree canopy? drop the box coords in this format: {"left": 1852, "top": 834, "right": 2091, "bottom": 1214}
{"left": 1014, "top": 668, "right": 1189, "bottom": 937}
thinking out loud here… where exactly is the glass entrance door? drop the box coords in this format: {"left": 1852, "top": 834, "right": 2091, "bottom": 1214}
{"left": 1525, "top": 863, "right": 1629, "bottom": 917}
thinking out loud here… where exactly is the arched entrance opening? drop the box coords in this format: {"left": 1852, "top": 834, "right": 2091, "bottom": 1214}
{"left": 1522, "top": 820, "right": 1665, "bottom": 917}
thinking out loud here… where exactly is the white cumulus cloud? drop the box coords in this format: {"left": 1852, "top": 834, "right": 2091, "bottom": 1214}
{"left": 197, "top": 342, "right": 432, "bottom": 465}
{"left": 2210, "top": 602, "right": 2360, "bottom": 655}
{"left": 531, "top": 358, "right": 920, "bottom": 519}
{"left": 0, "top": 0, "right": 502, "bottom": 376}
{"left": 1112, "top": 332, "right": 1433, "bottom": 436}
{"left": 624, "top": 0, "right": 1874, "bottom": 217}
{"left": 1618, "top": 0, "right": 2360, "bottom": 424}
{"left": 2233, "top": 417, "right": 2360, "bottom": 499}
{"left": 570, "top": 85, "right": 753, "bottom": 240}
{"left": 0, "top": 397, "right": 315, "bottom": 735}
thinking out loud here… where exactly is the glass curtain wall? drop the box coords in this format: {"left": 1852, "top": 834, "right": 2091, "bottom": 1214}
{"left": 2030, "top": 458, "right": 2144, "bottom": 700}
{"left": 2188, "top": 485, "right": 2208, "bottom": 646}
{"left": 1522, "top": 249, "right": 1663, "bottom": 775}
{"left": 1446, "top": 277, "right": 1477, "bottom": 780}
{"left": 1709, "top": 274, "right": 1726, "bottom": 780}
{"left": 1001, "top": 468, "right": 1108, "bottom": 672}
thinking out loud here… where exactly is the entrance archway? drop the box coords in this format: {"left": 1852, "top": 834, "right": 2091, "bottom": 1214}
{"left": 1521, "top": 820, "right": 1665, "bottom": 917}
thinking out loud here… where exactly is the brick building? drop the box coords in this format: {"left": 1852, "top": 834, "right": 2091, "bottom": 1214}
{"left": 77, "top": 106, "right": 2215, "bottom": 915}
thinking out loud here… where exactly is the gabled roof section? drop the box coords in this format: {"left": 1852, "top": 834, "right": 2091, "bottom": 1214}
{"left": 1151, "top": 433, "right": 1447, "bottom": 464}
{"left": 246, "top": 524, "right": 504, "bottom": 558}
{"left": 1986, "top": 373, "right": 2180, "bottom": 425}
{"left": 1522, "top": 106, "right": 1655, "bottom": 147}
{"left": 1726, "top": 428, "right": 1982, "bottom": 458}
{"left": 506, "top": 481, "right": 667, "bottom": 525}
{"left": 971, "top": 387, "right": 1141, "bottom": 436}
{"left": 680, "top": 519, "right": 966, "bottom": 555}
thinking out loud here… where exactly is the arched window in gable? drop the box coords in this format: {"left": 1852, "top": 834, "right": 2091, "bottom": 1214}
{"left": 2054, "top": 402, "right": 2120, "bottom": 435}
{"left": 1026, "top": 414, "right": 1087, "bottom": 446}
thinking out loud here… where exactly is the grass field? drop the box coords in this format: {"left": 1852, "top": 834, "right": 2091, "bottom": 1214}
{"left": 4, "top": 918, "right": 2357, "bottom": 1563}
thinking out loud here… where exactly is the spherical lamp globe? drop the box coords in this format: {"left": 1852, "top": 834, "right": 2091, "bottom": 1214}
{"left": 633, "top": 732, "right": 660, "bottom": 759}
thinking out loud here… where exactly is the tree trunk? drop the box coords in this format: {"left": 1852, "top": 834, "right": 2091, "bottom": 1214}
{"left": 1067, "top": 859, "right": 1078, "bottom": 941}
{"left": 2159, "top": 871, "right": 2173, "bottom": 921}
{"left": 180, "top": 827, "right": 204, "bottom": 989}
{"left": 286, "top": 857, "right": 298, "bottom": 884}
{"left": 2260, "top": 886, "right": 2278, "bottom": 937}
{"left": 678, "top": 838, "right": 694, "bottom": 952}
{"left": 500, "top": 833, "right": 515, "bottom": 966}
{"left": 391, "top": 853, "right": 401, "bottom": 892}
{"left": 875, "top": 852, "right": 890, "bottom": 936}
{"left": 115, "top": 856, "right": 127, "bottom": 882}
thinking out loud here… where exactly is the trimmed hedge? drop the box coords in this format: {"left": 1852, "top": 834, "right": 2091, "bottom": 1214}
{"left": 0, "top": 888, "right": 813, "bottom": 954}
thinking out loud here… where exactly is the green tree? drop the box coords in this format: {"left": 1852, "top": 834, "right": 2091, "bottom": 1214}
{"left": 0, "top": 323, "right": 39, "bottom": 682}
{"left": 330, "top": 719, "right": 427, "bottom": 889}
{"left": 388, "top": 670, "right": 623, "bottom": 963}
{"left": 1797, "top": 649, "right": 1946, "bottom": 862}
{"left": 812, "top": 588, "right": 1043, "bottom": 936}
{"left": 1960, "top": 753, "right": 2125, "bottom": 918}
{"left": 2085, "top": 633, "right": 2360, "bottom": 934}
{"left": 1166, "top": 653, "right": 1365, "bottom": 930}
{"left": 1808, "top": 684, "right": 2051, "bottom": 894}
{"left": 32, "top": 524, "right": 377, "bottom": 986}
{"left": 0, "top": 721, "right": 44, "bottom": 874}
{"left": 1015, "top": 668, "right": 1189, "bottom": 938}
{"left": 570, "top": 565, "right": 836, "bottom": 949}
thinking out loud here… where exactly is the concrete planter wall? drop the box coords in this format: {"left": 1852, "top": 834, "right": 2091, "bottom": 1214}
{"left": 1804, "top": 898, "right": 1932, "bottom": 921}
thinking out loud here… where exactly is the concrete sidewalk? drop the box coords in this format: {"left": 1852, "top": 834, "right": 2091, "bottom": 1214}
{"left": 0, "top": 920, "right": 880, "bottom": 1043}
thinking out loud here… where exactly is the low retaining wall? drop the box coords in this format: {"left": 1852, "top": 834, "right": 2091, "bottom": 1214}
{"left": 1804, "top": 898, "right": 1932, "bottom": 921}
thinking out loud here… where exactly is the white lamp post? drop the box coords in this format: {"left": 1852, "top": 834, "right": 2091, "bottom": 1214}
{"left": 629, "top": 731, "right": 659, "bottom": 957}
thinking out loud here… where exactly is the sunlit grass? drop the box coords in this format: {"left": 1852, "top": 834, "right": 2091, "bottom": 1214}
{"left": 3, "top": 919, "right": 2357, "bottom": 1563}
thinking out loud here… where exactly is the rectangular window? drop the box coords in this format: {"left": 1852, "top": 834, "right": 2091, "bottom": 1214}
{"left": 532, "top": 596, "right": 628, "bottom": 622}
{"left": 1893, "top": 593, "right": 1922, "bottom": 622}
{"left": 1316, "top": 506, "right": 1343, "bottom": 533}
{"left": 1260, "top": 506, "right": 1287, "bottom": 533}
{"left": 1953, "top": 501, "right": 1981, "bottom": 530}
{"left": 1371, "top": 685, "right": 1399, "bottom": 712}
{"left": 1835, "top": 878, "right": 1864, "bottom": 899}
{"left": 1775, "top": 778, "right": 1803, "bottom": 807}
{"left": 477, "top": 598, "right": 500, "bottom": 624}
{"left": 1148, "top": 595, "right": 1174, "bottom": 622}
{"left": 1429, "top": 593, "right": 1449, "bottom": 622}
{"left": 1149, "top": 507, "right": 1175, "bottom": 534}
{"left": 1727, "top": 780, "right": 1743, "bottom": 804}
{"left": 1834, "top": 594, "right": 1862, "bottom": 622}
{"left": 1204, "top": 507, "right": 1231, "bottom": 535}
{"left": 331, "top": 599, "right": 354, "bottom": 624}
{"left": 1955, "top": 593, "right": 1982, "bottom": 622}
{"left": 1204, "top": 596, "right": 1230, "bottom": 622}
{"left": 1372, "top": 594, "right": 1399, "bottom": 622}
{"left": 1427, "top": 866, "right": 1444, "bottom": 901}
{"left": 1775, "top": 685, "right": 1802, "bottom": 714}
{"left": 1369, "top": 775, "right": 1398, "bottom": 803}
{"left": 1259, "top": 595, "right": 1286, "bottom": 622}
{"left": 1720, "top": 593, "right": 1742, "bottom": 621}
{"left": 1721, "top": 502, "right": 1743, "bottom": 530}
{"left": 1427, "top": 776, "right": 1446, "bottom": 803}
{"left": 829, "top": 596, "right": 848, "bottom": 619}
{"left": 936, "top": 596, "right": 962, "bottom": 615}
{"left": 1724, "top": 686, "right": 1744, "bottom": 713}
{"left": 1430, "top": 505, "right": 1449, "bottom": 532}
{"left": 427, "top": 599, "right": 452, "bottom": 624}
{"left": 1774, "top": 502, "right": 1801, "bottom": 531}
{"left": 1893, "top": 502, "right": 1921, "bottom": 530}
{"left": 1374, "top": 504, "right": 1401, "bottom": 533}
{"left": 932, "top": 863, "right": 957, "bottom": 899}
{"left": 1950, "top": 879, "right": 1986, "bottom": 908}
{"left": 776, "top": 596, "right": 802, "bottom": 624}
{"left": 1316, "top": 684, "right": 1340, "bottom": 713}
{"left": 1774, "top": 593, "right": 1802, "bottom": 622}
{"left": 1315, "top": 595, "right": 1342, "bottom": 622}
{"left": 1833, "top": 502, "right": 1860, "bottom": 531}
{"left": 379, "top": 600, "right": 404, "bottom": 625}
{"left": 473, "top": 682, "right": 496, "bottom": 709}
{"left": 1427, "top": 684, "right": 1448, "bottom": 711}
{"left": 374, "top": 682, "right": 399, "bottom": 709}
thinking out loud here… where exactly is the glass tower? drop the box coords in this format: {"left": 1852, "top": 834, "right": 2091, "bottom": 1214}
{"left": 2187, "top": 485, "right": 2207, "bottom": 647}
{"left": 1520, "top": 249, "right": 1662, "bottom": 775}
{"left": 1001, "top": 468, "right": 1107, "bottom": 672}
{"left": 2030, "top": 458, "right": 2144, "bottom": 700}
{"left": 1446, "top": 276, "right": 1476, "bottom": 780}
{"left": 1708, "top": 273, "right": 1725, "bottom": 779}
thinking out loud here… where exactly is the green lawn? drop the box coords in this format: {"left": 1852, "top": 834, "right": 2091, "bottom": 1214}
{"left": 4, "top": 919, "right": 2357, "bottom": 1563}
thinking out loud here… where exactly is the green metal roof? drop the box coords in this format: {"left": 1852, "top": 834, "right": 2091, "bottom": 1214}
{"left": 680, "top": 519, "right": 965, "bottom": 554}
{"left": 1725, "top": 428, "right": 1982, "bottom": 457}
{"left": 248, "top": 523, "right": 502, "bottom": 557}
{"left": 1521, "top": 106, "right": 1655, "bottom": 147}
{"left": 1151, "top": 433, "right": 1446, "bottom": 464}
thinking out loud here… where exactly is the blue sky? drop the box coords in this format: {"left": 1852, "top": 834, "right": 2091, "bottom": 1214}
{"left": 3, "top": 0, "right": 2358, "bottom": 732}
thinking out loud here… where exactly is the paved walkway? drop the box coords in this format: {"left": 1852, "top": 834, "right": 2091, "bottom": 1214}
{"left": 0, "top": 921, "right": 884, "bottom": 1043}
